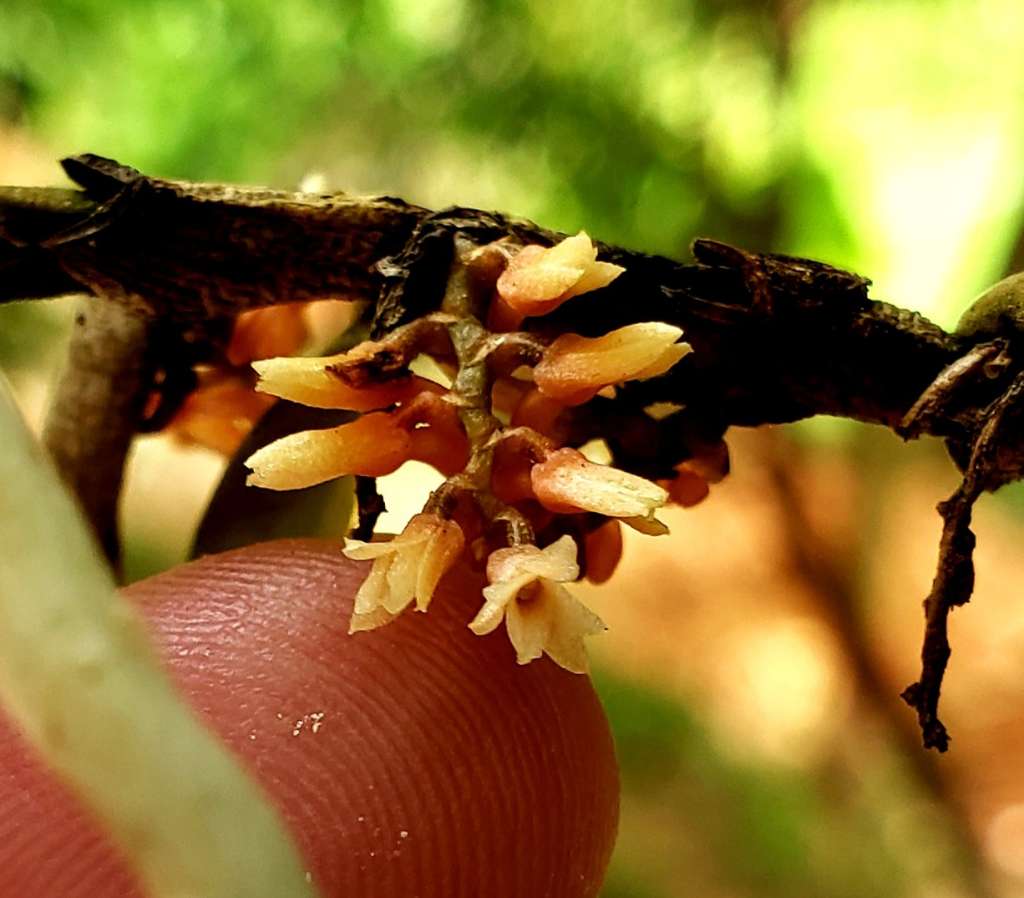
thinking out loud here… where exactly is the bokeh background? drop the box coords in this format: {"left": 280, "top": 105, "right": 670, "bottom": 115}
{"left": 4, "top": 1, "right": 1024, "bottom": 895}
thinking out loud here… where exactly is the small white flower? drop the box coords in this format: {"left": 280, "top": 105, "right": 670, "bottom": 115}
{"left": 344, "top": 514, "right": 464, "bottom": 633}
{"left": 469, "top": 536, "right": 606, "bottom": 673}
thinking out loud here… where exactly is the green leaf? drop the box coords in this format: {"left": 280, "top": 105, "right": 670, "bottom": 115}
{"left": 0, "top": 376, "right": 320, "bottom": 898}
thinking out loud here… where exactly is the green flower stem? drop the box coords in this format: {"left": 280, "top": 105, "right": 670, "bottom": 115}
{"left": 0, "top": 378, "right": 319, "bottom": 898}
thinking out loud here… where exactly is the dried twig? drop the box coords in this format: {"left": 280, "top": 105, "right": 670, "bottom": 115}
{"left": 901, "top": 370, "right": 1024, "bottom": 750}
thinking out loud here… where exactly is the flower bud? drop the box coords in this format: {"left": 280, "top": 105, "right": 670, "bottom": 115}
{"left": 665, "top": 468, "right": 711, "bottom": 507}
{"left": 245, "top": 412, "right": 412, "bottom": 490}
{"left": 253, "top": 356, "right": 434, "bottom": 410}
{"left": 396, "top": 393, "right": 470, "bottom": 476}
{"left": 510, "top": 388, "right": 571, "bottom": 443}
{"left": 534, "top": 323, "right": 690, "bottom": 405}
{"left": 496, "top": 232, "right": 623, "bottom": 317}
{"left": 530, "top": 448, "right": 668, "bottom": 521}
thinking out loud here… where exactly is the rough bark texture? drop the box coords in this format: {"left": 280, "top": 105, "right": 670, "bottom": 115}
{"left": 1, "top": 155, "right": 974, "bottom": 436}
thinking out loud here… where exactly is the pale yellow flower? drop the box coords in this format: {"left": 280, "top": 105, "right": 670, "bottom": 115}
{"left": 245, "top": 391, "right": 468, "bottom": 489}
{"left": 468, "top": 536, "right": 605, "bottom": 674}
{"left": 345, "top": 513, "right": 465, "bottom": 633}
{"left": 495, "top": 232, "right": 624, "bottom": 317}
{"left": 534, "top": 322, "right": 691, "bottom": 405}
{"left": 244, "top": 411, "right": 412, "bottom": 490}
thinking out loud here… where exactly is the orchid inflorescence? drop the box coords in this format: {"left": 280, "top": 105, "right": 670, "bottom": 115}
{"left": 240, "top": 232, "right": 721, "bottom": 673}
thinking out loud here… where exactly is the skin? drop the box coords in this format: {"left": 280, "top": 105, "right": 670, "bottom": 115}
{"left": 0, "top": 540, "right": 619, "bottom": 898}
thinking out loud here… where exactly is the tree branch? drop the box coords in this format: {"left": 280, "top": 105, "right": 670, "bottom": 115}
{"left": 1, "top": 155, "right": 973, "bottom": 437}
{"left": 3, "top": 154, "right": 1020, "bottom": 747}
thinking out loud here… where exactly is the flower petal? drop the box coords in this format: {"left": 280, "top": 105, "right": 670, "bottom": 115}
{"left": 352, "top": 559, "right": 392, "bottom": 616}
{"left": 540, "top": 585, "right": 606, "bottom": 674}
{"left": 561, "top": 260, "right": 624, "bottom": 300}
{"left": 469, "top": 582, "right": 522, "bottom": 636}
{"left": 542, "top": 231, "right": 598, "bottom": 269}
{"left": 348, "top": 604, "right": 398, "bottom": 634}
{"left": 497, "top": 259, "right": 584, "bottom": 316}
{"left": 342, "top": 538, "right": 402, "bottom": 561}
{"left": 486, "top": 536, "right": 579, "bottom": 585}
{"left": 622, "top": 514, "right": 670, "bottom": 536}
{"left": 505, "top": 591, "right": 555, "bottom": 665}
{"left": 382, "top": 552, "right": 419, "bottom": 615}
{"left": 414, "top": 518, "right": 465, "bottom": 611}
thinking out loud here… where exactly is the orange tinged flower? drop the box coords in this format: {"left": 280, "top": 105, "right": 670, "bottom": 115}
{"left": 244, "top": 411, "right": 412, "bottom": 490}
{"left": 166, "top": 303, "right": 312, "bottom": 456}
{"left": 496, "top": 232, "right": 624, "bottom": 318}
{"left": 226, "top": 303, "right": 309, "bottom": 367}
{"left": 167, "top": 372, "right": 276, "bottom": 456}
{"left": 344, "top": 513, "right": 466, "bottom": 632}
{"left": 469, "top": 536, "right": 605, "bottom": 673}
{"left": 244, "top": 390, "right": 470, "bottom": 490}
{"left": 531, "top": 448, "right": 669, "bottom": 525}
{"left": 534, "top": 322, "right": 691, "bottom": 405}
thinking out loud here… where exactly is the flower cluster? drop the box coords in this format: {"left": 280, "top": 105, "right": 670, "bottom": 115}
{"left": 242, "top": 232, "right": 712, "bottom": 672}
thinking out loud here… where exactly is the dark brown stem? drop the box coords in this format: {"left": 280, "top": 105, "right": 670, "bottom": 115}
{"left": 42, "top": 296, "right": 156, "bottom": 569}
{"left": 352, "top": 476, "right": 386, "bottom": 542}
{"left": 761, "top": 430, "right": 997, "bottom": 892}
{"left": 2, "top": 154, "right": 969, "bottom": 438}
{"left": 901, "top": 370, "right": 1024, "bottom": 750}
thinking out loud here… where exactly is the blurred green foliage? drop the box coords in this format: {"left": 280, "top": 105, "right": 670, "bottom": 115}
{"left": 3, "top": 1, "right": 1024, "bottom": 894}
{"left": 2, "top": 0, "right": 1022, "bottom": 347}
{"left": 595, "top": 672, "right": 965, "bottom": 898}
